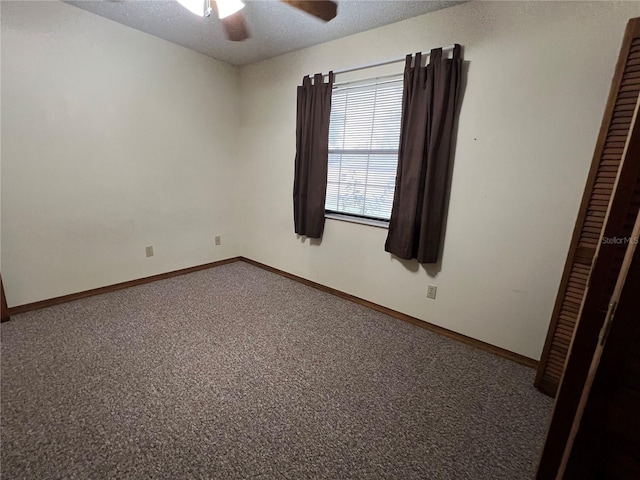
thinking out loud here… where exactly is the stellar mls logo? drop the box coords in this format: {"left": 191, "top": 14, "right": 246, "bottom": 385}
{"left": 601, "top": 236, "right": 640, "bottom": 245}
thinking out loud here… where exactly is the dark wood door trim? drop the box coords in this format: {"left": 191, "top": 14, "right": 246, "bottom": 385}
{"left": 1, "top": 274, "right": 9, "bottom": 323}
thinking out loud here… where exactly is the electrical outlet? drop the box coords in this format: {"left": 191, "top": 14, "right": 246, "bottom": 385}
{"left": 215, "top": 236, "right": 221, "bottom": 246}
{"left": 427, "top": 284, "right": 437, "bottom": 299}
{"left": 145, "top": 246, "right": 154, "bottom": 257}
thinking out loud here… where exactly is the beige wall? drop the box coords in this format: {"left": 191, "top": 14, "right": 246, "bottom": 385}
{"left": 3, "top": 1, "right": 638, "bottom": 360}
{"left": 1, "top": 1, "right": 241, "bottom": 306}
{"left": 237, "top": 1, "right": 640, "bottom": 360}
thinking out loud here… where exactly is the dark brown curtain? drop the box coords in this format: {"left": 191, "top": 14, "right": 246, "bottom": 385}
{"left": 293, "top": 72, "right": 334, "bottom": 238}
{"left": 385, "top": 45, "right": 462, "bottom": 263}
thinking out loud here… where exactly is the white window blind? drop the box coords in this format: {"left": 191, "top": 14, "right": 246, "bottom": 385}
{"left": 326, "top": 75, "right": 404, "bottom": 221}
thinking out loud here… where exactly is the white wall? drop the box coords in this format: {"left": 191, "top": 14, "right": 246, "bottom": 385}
{"left": 1, "top": 1, "right": 240, "bottom": 306}
{"left": 237, "top": 1, "right": 640, "bottom": 360}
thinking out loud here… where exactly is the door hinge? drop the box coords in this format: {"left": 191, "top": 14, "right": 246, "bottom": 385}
{"left": 599, "top": 300, "right": 617, "bottom": 346}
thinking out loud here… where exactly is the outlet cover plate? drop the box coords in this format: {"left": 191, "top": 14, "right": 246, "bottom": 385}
{"left": 427, "top": 284, "right": 437, "bottom": 299}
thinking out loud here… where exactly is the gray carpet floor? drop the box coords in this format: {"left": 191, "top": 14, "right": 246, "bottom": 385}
{"left": 1, "top": 261, "right": 552, "bottom": 479}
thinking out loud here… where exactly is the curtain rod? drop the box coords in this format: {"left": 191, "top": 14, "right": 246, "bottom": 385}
{"left": 308, "top": 45, "right": 456, "bottom": 78}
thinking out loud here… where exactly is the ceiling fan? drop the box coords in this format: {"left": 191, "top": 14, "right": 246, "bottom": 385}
{"left": 176, "top": 0, "right": 338, "bottom": 42}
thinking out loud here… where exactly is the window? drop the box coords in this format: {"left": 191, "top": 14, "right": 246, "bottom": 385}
{"left": 325, "top": 74, "right": 403, "bottom": 222}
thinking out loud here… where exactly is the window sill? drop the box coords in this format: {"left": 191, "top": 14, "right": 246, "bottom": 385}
{"left": 324, "top": 213, "right": 390, "bottom": 229}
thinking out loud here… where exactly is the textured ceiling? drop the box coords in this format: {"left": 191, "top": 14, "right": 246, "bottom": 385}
{"left": 66, "top": 0, "right": 465, "bottom": 66}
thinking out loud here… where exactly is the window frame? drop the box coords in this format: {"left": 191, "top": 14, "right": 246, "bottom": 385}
{"left": 324, "top": 73, "right": 404, "bottom": 225}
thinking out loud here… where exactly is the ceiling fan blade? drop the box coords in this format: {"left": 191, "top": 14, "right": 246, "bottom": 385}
{"left": 282, "top": 1, "right": 338, "bottom": 22}
{"left": 220, "top": 11, "right": 250, "bottom": 41}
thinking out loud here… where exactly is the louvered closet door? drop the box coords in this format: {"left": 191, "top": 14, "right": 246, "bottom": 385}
{"left": 535, "top": 17, "right": 640, "bottom": 397}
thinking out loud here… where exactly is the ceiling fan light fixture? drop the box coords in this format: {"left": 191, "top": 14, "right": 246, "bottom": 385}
{"left": 176, "top": 0, "right": 208, "bottom": 17}
{"left": 216, "top": 0, "right": 245, "bottom": 19}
